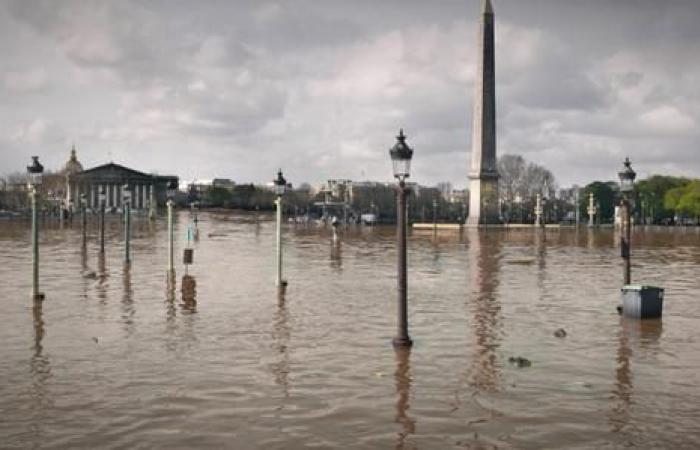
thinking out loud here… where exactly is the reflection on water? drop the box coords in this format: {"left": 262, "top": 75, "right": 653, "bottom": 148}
{"left": 394, "top": 347, "right": 415, "bottom": 450}
{"left": 271, "top": 300, "right": 291, "bottom": 400}
{"left": 2, "top": 215, "right": 700, "bottom": 448}
{"left": 466, "top": 229, "right": 502, "bottom": 392}
{"left": 610, "top": 318, "right": 664, "bottom": 436}
{"left": 330, "top": 238, "right": 342, "bottom": 271}
{"left": 122, "top": 263, "right": 135, "bottom": 336}
{"left": 180, "top": 274, "right": 197, "bottom": 313}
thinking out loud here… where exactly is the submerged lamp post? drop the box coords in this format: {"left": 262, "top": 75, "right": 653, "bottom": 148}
{"left": 81, "top": 193, "right": 87, "bottom": 248}
{"left": 167, "top": 179, "right": 178, "bottom": 273}
{"left": 274, "top": 169, "right": 288, "bottom": 291}
{"left": 389, "top": 129, "right": 414, "bottom": 347}
{"left": 618, "top": 157, "right": 636, "bottom": 285}
{"left": 27, "top": 156, "right": 44, "bottom": 300}
{"left": 123, "top": 184, "right": 133, "bottom": 263}
{"left": 99, "top": 186, "right": 106, "bottom": 254}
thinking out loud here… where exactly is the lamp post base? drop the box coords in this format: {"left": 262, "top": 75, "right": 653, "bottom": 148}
{"left": 392, "top": 336, "right": 413, "bottom": 347}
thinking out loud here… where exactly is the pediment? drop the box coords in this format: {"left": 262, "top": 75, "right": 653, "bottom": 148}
{"left": 72, "top": 163, "right": 154, "bottom": 182}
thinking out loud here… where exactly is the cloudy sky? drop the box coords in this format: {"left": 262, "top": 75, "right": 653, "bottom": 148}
{"left": 1, "top": 0, "right": 699, "bottom": 188}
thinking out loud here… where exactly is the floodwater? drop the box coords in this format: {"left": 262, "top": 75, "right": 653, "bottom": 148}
{"left": 1, "top": 212, "right": 699, "bottom": 449}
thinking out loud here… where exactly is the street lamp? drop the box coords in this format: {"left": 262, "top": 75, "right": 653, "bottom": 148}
{"left": 167, "top": 179, "right": 178, "bottom": 273}
{"left": 587, "top": 193, "right": 597, "bottom": 228}
{"left": 618, "top": 157, "right": 636, "bottom": 285}
{"left": 99, "top": 185, "right": 106, "bottom": 253}
{"left": 80, "top": 193, "right": 87, "bottom": 248}
{"left": 274, "top": 169, "right": 288, "bottom": 292}
{"left": 389, "top": 129, "right": 414, "bottom": 347}
{"left": 122, "top": 184, "right": 133, "bottom": 263}
{"left": 27, "top": 156, "right": 44, "bottom": 300}
{"left": 432, "top": 197, "right": 438, "bottom": 229}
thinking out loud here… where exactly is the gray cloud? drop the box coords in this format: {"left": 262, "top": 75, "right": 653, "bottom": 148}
{"left": 1, "top": 0, "right": 699, "bottom": 188}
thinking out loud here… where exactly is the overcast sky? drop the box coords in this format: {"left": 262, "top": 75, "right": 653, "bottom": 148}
{"left": 1, "top": 0, "right": 699, "bottom": 188}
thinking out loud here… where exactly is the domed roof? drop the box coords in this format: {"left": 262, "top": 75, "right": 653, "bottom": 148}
{"left": 63, "top": 144, "right": 84, "bottom": 175}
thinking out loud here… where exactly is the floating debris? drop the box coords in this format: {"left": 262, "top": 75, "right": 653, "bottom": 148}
{"left": 505, "top": 259, "right": 535, "bottom": 265}
{"left": 554, "top": 328, "right": 567, "bottom": 338}
{"left": 508, "top": 356, "right": 532, "bottom": 368}
{"left": 92, "top": 337, "right": 99, "bottom": 343}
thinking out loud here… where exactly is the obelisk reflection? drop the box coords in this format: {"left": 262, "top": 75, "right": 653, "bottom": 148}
{"left": 466, "top": 229, "right": 502, "bottom": 392}
{"left": 394, "top": 346, "right": 415, "bottom": 449}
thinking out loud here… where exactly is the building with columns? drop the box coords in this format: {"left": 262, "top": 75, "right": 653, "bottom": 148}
{"left": 64, "top": 149, "right": 178, "bottom": 212}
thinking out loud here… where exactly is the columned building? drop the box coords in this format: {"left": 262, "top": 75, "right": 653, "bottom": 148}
{"left": 63, "top": 149, "right": 178, "bottom": 211}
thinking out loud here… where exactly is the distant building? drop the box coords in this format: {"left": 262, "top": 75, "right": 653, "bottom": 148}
{"left": 65, "top": 147, "right": 178, "bottom": 211}
{"left": 212, "top": 178, "right": 236, "bottom": 189}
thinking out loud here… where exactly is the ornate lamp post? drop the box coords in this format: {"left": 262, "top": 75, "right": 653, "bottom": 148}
{"left": 27, "top": 156, "right": 44, "bottom": 300}
{"left": 99, "top": 186, "right": 106, "bottom": 254}
{"left": 122, "top": 184, "right": 133, "bottom": 263}
{"left": 166, "top": 180, "right": 178, "bottom": 273}
{"left": 587, "top": 193, "right": 597, "bottom": 228}
{"left": 618, "top": 157, "right": 636, "bottom": 285}
{"left": 389, "top": 129, "right": 414, "bottom": 347}
{"left": 274, "top": 169, "right": 288, "bottom": 292}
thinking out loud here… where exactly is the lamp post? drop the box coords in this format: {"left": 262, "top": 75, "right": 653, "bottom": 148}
{"left": 618, "top": 157, "right": 636, "bottom": 285}
{"left": 587, "top": 193, "right": 597, "bottom": 228}
{"left": 575, "top": 189, "right": 580, "bottom": 227}
{"left": 99, "top": 186, "right": 106, "bottom": 254}
{"left": 27, "top": 156, "right": 44, "bottom": 300}
{"left": 81, "top": 193, "right": 87, "bottom": 248}
{"left": 167, "top": 180, "right": 178, "bottom": 273}
{"left": 432, "top": 197, "right": 438, "bottom": 229}
{"left": 534, "top": 193, "right": 543, "bottom": 227}
{"left": 123, "top": 184, "right": 133, "bottom": 264}
{"left": 274, "top": 169, "right": 288, "bottom": 291}
{"left": 389, "top": 129, "right": 414, "bottom": 348}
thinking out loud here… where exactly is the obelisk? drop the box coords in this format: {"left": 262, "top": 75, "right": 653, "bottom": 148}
{"left": 467, "top": 0, "right": 499, "bottom": 225}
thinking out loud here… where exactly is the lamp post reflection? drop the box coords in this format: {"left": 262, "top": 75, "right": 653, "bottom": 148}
{"left": 330, "top": 234, "right": 342, "bottom": 271}
{"left": 30, "top": 298, "right": 52, "bottom": 421}
{"left": 121, "top": 263, "right": 135, "bottom": 337}
{"left": 465, "top": 228, "right": 502, "bottom": 392}
{"left": 609, "top": 318, "right": 663, "bottom": 435}
{"left": 181, "top": 274, "right": 197, "bottom": 313}
{"left": 271, "top": 298, "right": 291, "bottom": 400}
{"left": 394, "top": 346, "right": 415, "bottom": 449}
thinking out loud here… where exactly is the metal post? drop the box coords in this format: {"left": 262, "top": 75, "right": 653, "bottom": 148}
{"left": 124, "top": 201, "right": 131, "bottom": 263}
{"left": 621, "top": 197, "right": 631, "bottom": 285}
{"left": 535, "top": 193, "right": 543, "bottom": 227}
{"left": 31, "top": 190, "right": 42, "bottom": 300}
{"left": 575, "top": 189, "right": 580, "bottom": 227}
{"left": 167, "top": 200, "right": 174, "bottom": 272}
{"left": 432, "top": 198, "right": 437, "bottom": 229}
{"left": 99, "top": 200, "right": 105, "bottom": 254}
{"left": 276, "top": 196, "right": 284, "bottom": 288}
{"left": 82, "top": 202, "right": 87, "bottom": 248}
{"left": 393, "top": 182, "right": 412, "bottom": 347}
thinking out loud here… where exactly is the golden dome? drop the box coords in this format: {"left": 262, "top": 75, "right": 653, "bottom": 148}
{"left": 63, "top": 144, "right": 84, "bottom": 175}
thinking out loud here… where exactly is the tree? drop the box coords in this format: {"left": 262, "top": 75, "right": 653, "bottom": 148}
{"left": 665, "top": 180, "right": 700, "bottom": 222}
{"left": 636, "top": 175, "right": 689, "bottom": 224}
{"left": 580, "top": 181, "right": 616, "bottom": 223}
{"left": 497, "top": 154, "right": 557, "bottom": 222}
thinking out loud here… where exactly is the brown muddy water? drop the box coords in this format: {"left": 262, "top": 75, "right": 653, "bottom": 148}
{"left": 1, "top": 212, "right": 699, "bottom": 449}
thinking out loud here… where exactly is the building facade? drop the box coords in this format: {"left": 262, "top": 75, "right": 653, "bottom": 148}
{"left": 63, "top": 149, "right": 177, "bottom": 211}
